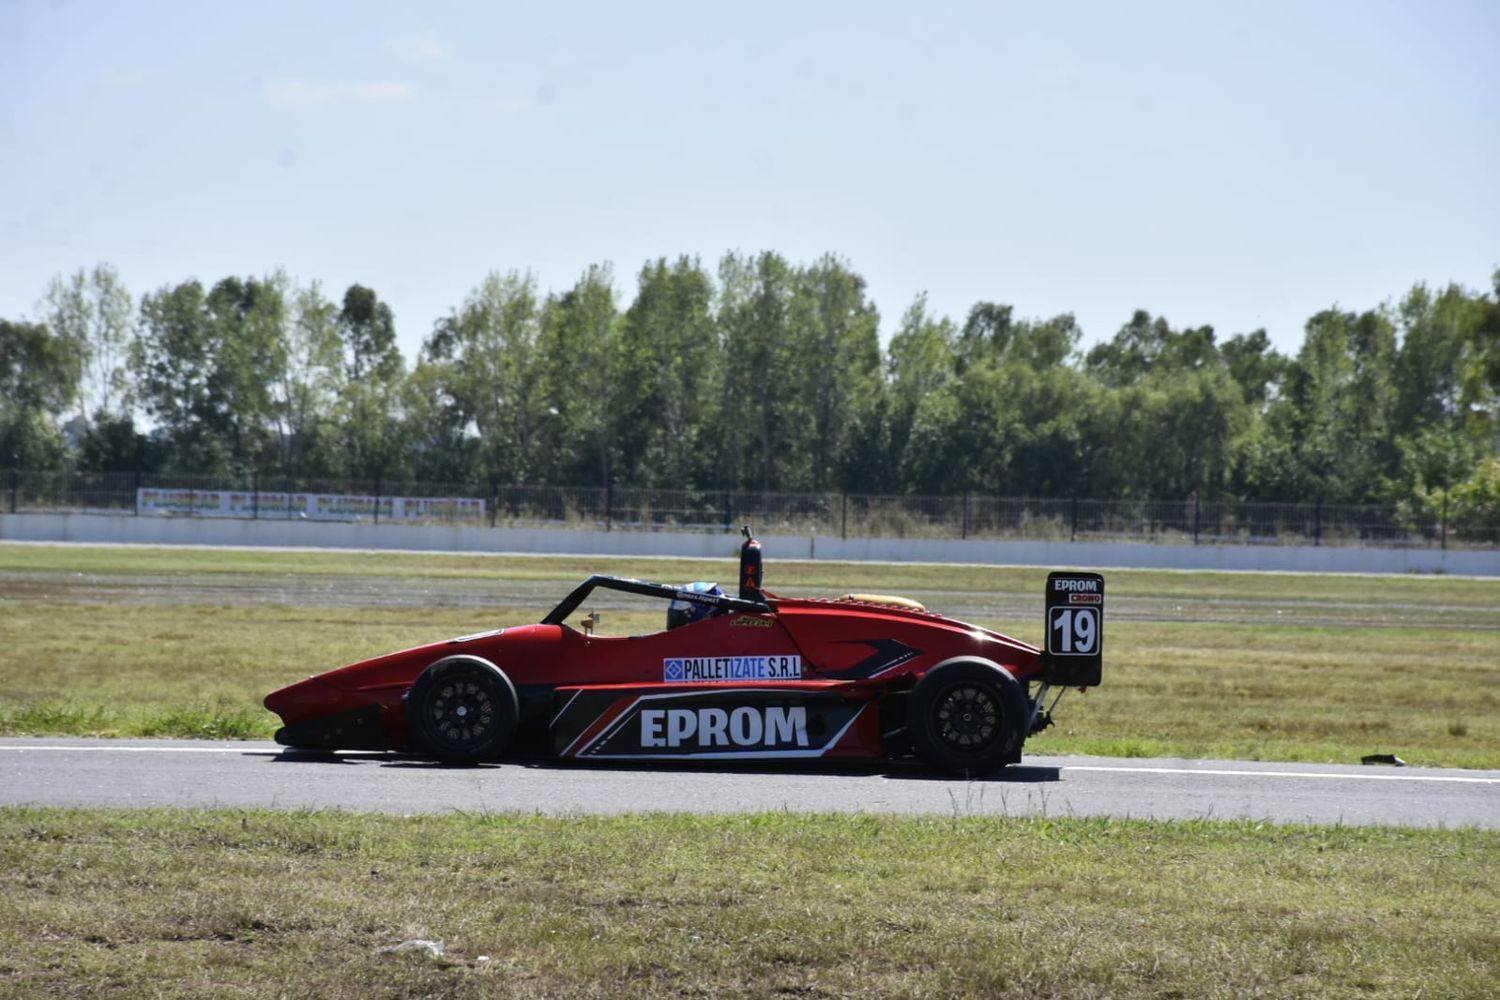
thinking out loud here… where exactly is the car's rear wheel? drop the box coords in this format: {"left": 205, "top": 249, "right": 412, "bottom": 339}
{"left": 909, "top": 660, "right": 1028, "bottom": 775}
{"left": 406, "top": 656, "right": 518, "bottom": 764}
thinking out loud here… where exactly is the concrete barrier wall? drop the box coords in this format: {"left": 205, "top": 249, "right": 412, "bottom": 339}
{"left": 2, "top": 512, "right": 1496, "bottom": 576}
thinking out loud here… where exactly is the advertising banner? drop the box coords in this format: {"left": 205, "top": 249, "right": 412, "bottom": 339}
{"left": 136, "top": 488, "right": 485, "bottom": 521}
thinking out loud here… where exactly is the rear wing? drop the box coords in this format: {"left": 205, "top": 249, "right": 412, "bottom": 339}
{"left": 1041, "top": 571, "right": 1103, "bottom": 687}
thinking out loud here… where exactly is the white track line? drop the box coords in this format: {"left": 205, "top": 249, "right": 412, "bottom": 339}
{"left": 0, "top": 745, "right": 284, "bottom": 755}
{"left": 1, "top": 744, "right": 1496, "bottom": 784}
{"left": 1062, "top": 765, "right": 1499, "bottom": 784}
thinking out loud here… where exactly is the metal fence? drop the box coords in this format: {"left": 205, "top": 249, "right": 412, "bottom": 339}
{"left": 0, "top": 468, "right": 1482, "bottom": 549}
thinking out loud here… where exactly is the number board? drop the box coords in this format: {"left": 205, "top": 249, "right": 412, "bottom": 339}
{"left": 1042, "top": 571, "right": 1104, "bottom": 687}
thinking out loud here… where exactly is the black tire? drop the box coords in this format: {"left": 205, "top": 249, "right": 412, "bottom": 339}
{"left": 406, "top": 656, "right": 519, "bottom": 764}
{"left": 909, "top": 659, "right": 1029, "bottom": 775}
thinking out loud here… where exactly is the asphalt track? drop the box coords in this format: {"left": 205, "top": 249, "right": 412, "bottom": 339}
{"left": 3, "top": 738, "right": 1496, "bottom": 828}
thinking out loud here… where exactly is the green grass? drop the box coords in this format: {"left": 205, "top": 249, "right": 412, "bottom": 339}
{"left": 1, "top": 543, "right": 1497, "bottom": 766}
{"left": 3, "top": 545, "right": 1497, "bottom": 996}
{"left": 2, "top": 808, "right": 1496, "bottom": 999}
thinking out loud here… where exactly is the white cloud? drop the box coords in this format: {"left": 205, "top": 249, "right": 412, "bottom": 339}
{"left": 387, "top": 31, "right": 448, "bottom": 63}
{"left": 263, "top": 80, "right": 415, "bottom": 110}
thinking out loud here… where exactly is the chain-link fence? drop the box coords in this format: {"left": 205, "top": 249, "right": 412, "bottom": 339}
{"left": 0, "top": 468, "right": 1483, "bottom": 549}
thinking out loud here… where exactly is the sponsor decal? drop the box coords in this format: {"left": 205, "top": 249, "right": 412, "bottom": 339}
{"left": 1068, "top": 593, "right": 1102, "bottom": 604}
{"left": 555, "top": 688, "right": 867, "bottom": 759}
{"left": 730, "top": 615, "right": 773, "bottom": 628}
{"left": 640, "top": 705, "right": 809, "bottom": 749}
{"left": 663, "top": 655, "right": 801, "bottom": 683}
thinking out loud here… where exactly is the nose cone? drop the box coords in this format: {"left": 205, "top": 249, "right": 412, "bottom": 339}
{"left": 263, "top": 674, "right": 345, "bottom": 726}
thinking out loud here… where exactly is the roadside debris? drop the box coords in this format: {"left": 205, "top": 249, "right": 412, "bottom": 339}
{"left": 377, "top": 939, "right": 446, "bottom": 958}
{"left": 1361, "top": 754, "right": 1406, "bottom": 766}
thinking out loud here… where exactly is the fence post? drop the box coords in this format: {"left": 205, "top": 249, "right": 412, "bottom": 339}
{"left": 374, "top": 472, "right": 381, "bottom": 526}
{"left": 1441, "top": 492, "right": 1448, "bottom": 552}
{"left": 961, "top": 491, "right": 969, "bottom": 540}
{"left": 251, "top": 468, "right": 259, "bottom": 520}
{"left": 1070, "top": 496, "right": 1078, "bottom": 543}
{"left": 1314, "top": 499, "right": 1322, "bottom": 547}
{"left": 1192, "top": 493, "right": 1200, "bottom": 546}
{"left": 840, "top": 493, "right": 848, "bottom": 540}
{"left": 8, "top": 469, "right": 17, "bottom": 514}
{"left": 605, "top": 478, "right": 613, "bottom": 533}
{"left": 489, "top": 480, "right": 498, "bottom": 528}
{"left": 724, "top": 491, "right": 733, "bottom": 534}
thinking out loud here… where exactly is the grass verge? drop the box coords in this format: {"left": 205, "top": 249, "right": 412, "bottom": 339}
{"left": 3, "top": 808, "right": 1497, "bottom": 999}
{"left": 1, "top": 544, "right": 1497, "bottom": 766}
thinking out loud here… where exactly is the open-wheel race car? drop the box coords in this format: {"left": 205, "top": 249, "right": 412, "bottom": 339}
{"left": 264, "top": 530, "right": 1104, "bottom": 775}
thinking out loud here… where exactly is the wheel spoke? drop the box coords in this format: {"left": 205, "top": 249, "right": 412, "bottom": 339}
{"left": 934, "top": 683, "right": 1003, "bottom": 751}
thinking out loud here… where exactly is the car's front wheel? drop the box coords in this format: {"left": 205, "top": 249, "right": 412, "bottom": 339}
{"left": 406, "top": 656, "right": 519, "bottom": 764}
{"left": 909, "top": 660, "right": 1028, "bottom": 775}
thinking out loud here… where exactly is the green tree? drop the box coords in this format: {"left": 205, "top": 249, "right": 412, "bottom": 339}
{"left": 335, "top": 284, "right": 407, "bottom": 481}
{"left": 1391, "top": 283, "right": 1473, "bottom": 439}
{"left": 401, "top": 359, "right": 477, "bottom": 483}
{"left": 1220, "top": 329, "right": 1289, "bottom": 409}
{"left": 423, "top": 272, "right": 544, "bottom": 485}
{"left": 1253, "top": 308, "right": 1398, "bottom": 503}
{"left": 714, "top": 252, "right": 799, "bottom": 492}
{"left": 1112, "top": 369, "right": 1248, "bottom": 499}
{"left": 1085, "top": 309, "right": 1219, "bottom": 387}
{"left": 76, "top": 411, "right": 159, "bottom": 473}
{"left": 613, "top": 258, "right": 718, "bottom": 488}
{"left": 788, "top": 254, "right": 882, "bottom": 492}
{"left": 992, "top": 317, "right": 1102, "bottom": 497}
{"left": 1459, "top": 270, "right": 1500, "bottom": 444}
{"left": 1445, "top": 455, "right": 1500, "bottom": 542}
{"left": 901, "top": 309, "right": 1101, "bottom": 497}
{"left": 1082, "top": 311, "right": 1254, "bottom": 499}
{"left": 204, "top": 276, "right": 289, "bottom": 472}
{"left": 539, "top": 264, "right": 622, "bottom": 488}
{"left": 42, "top": 264, "right": 134, "bottom": 424}
{"left": 133, "top": 280, "right": 229, "bottom": 473}
{"left": 886, "top": 295, "right": 957, "bottom": 490}
{"left": 274, "top": 280, "right": 344, "bottom": 478}
{"left": 0, "top": 318, "right": 77, "bottom": 468}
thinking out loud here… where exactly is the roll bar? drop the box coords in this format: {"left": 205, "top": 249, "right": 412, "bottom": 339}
{"left": 541, "top": 575, "right": 773, "bottom": 626}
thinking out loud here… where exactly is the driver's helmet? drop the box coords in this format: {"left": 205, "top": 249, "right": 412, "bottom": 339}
{"left": 667, "top": 581, "right": 723, "bottom": 630}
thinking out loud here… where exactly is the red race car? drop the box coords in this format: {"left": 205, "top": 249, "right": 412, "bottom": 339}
{"left": 264, "top": 530, "right": 1103, "bottom": 774}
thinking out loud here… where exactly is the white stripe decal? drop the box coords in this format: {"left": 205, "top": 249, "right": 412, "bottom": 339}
{"left": 549, "top": 689, "right": 583, "bottom": 728}
{"left": 568, "top": 696, "right": 641, "bottom": 757}
{"left": 821, "top": 704, "right": 866, "bottom": 754}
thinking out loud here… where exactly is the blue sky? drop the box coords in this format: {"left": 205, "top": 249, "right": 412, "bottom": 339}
{"left": 2, "top": 0, "right": 1496, "bottom": 361}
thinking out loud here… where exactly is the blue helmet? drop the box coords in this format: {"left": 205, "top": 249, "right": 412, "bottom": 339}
{"left": 667, "top": 582, "right": 723, "bottom": 630}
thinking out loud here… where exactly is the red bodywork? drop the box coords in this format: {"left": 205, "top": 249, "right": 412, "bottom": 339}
{"left": 264, "top": 588, "right": 1055, "bottom": 763}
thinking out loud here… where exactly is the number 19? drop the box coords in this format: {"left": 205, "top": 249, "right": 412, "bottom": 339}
{"left": 1051, "top": 608, "right": 1098, "bottom": 654}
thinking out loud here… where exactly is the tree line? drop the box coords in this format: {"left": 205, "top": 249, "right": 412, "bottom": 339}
{"left": 3, "top": 254, "right": 1498, "bottom": 529}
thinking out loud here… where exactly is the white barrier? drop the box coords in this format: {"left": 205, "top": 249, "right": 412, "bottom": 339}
{"left": 135, "top": 487, "right": 485, "bottom": 521}
{"left": 2, "top": 512, "right": 1496, "bottom": 576}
